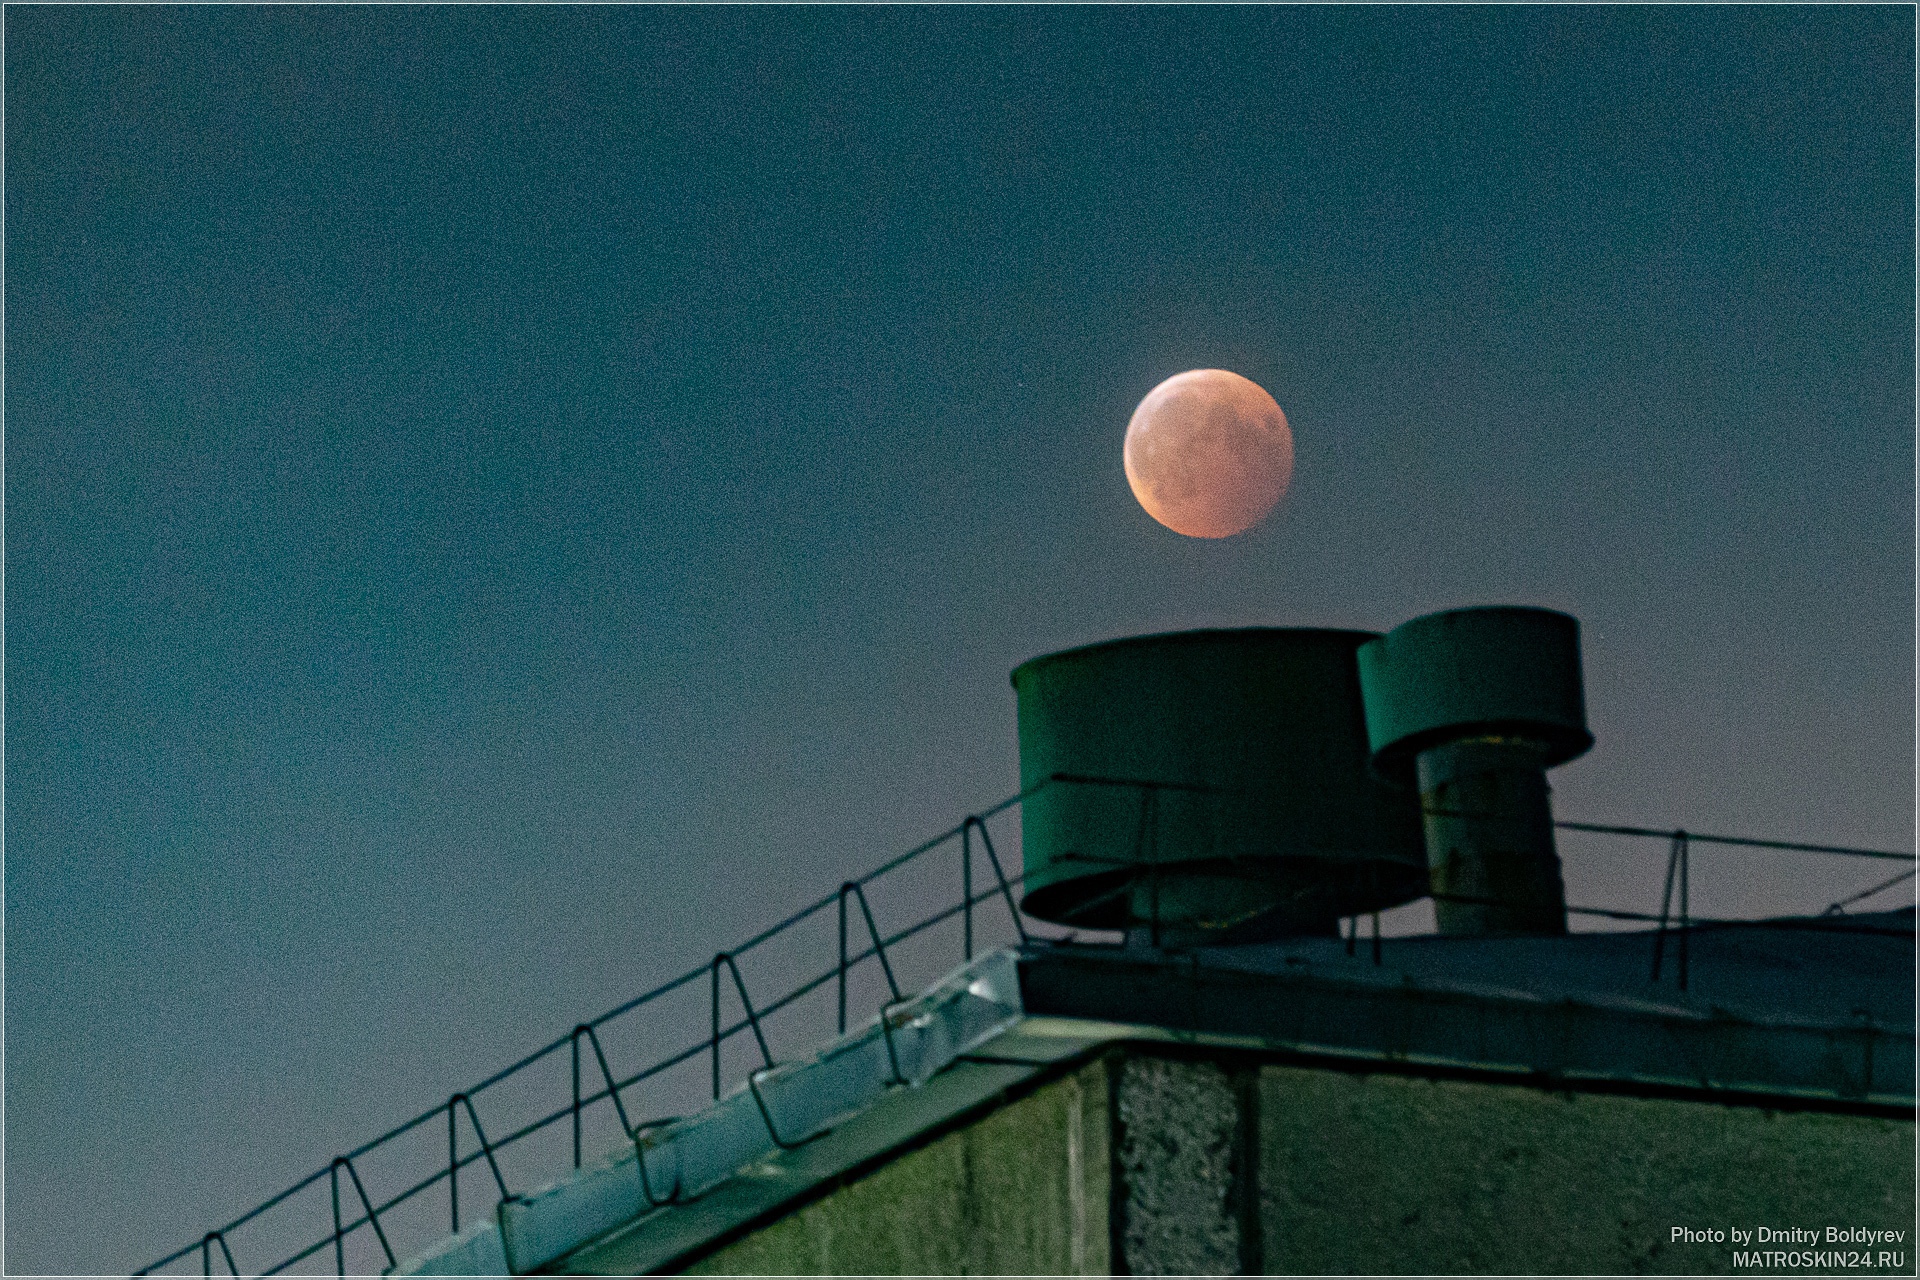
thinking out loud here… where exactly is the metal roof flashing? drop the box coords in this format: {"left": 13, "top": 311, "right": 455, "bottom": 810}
{"left": 391, "top": 951, "right": 1026, "bottom": 1278}
{"left": 391, "top": 915, "right": 1915, "bottom": 1278}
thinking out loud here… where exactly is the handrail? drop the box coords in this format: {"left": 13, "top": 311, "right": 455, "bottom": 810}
{"left": 1553, "top": 820, "right": 1914, "bottom": 862}
{"left": 1824, "top": 867, "right": 1918, "bottom": 916}
{"left": 137, "top": 781, "right": 1914, "bottom": 1277}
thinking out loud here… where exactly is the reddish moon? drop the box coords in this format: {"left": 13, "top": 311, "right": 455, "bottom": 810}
{"left": 1123, "top": 369, "right": 1294, "bottom": 538}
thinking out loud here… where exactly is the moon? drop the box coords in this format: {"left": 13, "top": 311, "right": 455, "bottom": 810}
{"left": 1123, "top": 369, "right": 1294, "bottom": 539}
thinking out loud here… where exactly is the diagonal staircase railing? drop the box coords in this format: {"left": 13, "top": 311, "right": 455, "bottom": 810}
{"left": 137, "top": 776, "right": 1913, "bottom": 1277}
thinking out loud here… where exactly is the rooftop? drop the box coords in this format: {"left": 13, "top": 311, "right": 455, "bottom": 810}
{"left": 137, "top": 784, "right": 1916, "bottom": 1279}
{"left": 395, "top": 906, "right": 1912, "bottom": 1276}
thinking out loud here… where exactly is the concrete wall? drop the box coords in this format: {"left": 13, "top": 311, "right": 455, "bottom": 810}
{"left": 1258, "top": 1064, "right": 1915, "bottom": 1276}
{"left": 684, "top": 1061, "right": 1110, "bottom": 1276}
{"left": 680, "top": 1051, "right": 1912, "bottom": 1276}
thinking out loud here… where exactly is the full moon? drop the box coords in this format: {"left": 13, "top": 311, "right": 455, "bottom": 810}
{"left": 1123, "top": 369, "right": 1294, "bottom": 538}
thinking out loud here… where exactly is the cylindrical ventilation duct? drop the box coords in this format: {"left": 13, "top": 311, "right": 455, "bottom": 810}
{"left": 1012, "top": 629, "right": 1427, "bottom": 946}
{"left": 1356, "top": 607, "right": 1593, "bottom": 936}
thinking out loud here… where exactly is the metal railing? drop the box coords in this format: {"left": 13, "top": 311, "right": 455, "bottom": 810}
{"left": 138, "top": 778, "right": 1914, "bottom": 1277}
{"left": 138, "top": 783, "right": 1041, "bottom": 1278}
{"left": 1561, "top": 821, "right": 1916, "bottom": 991}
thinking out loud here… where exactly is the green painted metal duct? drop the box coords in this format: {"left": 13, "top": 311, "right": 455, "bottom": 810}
{"left": 1357, "top": 607, "right": 1594, "bottom": 936}
{"left": 1355, "top": 607, "right": 1591, "bottom": 780}
{"left": 1011, "top": 629, "right": 1427, "bottom": 941}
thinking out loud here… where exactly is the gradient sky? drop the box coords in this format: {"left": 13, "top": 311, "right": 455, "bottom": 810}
{"left": 6, "top": 7, "right": 1914, "bottom": 1274}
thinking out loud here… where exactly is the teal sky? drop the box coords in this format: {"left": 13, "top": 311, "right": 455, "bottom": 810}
{"left": 6, "top": 7, "right": 1913, "bottom": 1273}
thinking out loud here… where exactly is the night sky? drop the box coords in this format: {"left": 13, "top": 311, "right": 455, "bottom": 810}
{"left": 7, "top": 7, "right": 1913, "bottom": 1274}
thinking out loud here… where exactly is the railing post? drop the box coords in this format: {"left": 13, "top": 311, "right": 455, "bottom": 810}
{"left": 837, "top": 891, "right": 849, "bottom": 1035}
{"left": 962, "top": 824, "right": 974, "bottom": 961}
{"left": 571, "top": 1029, "right": 583, "bottom": 1169}
{"left": 968, "top": 816, "right": 1028, "bottom": 944}
{"left": 1651, "top": 830, "right": 1682, "bottom": 981}
{"left": 710, "top": 952, "right": 777, "bottom": 1100}
{"left": 334, "top": 1156, "right": 397, "bottom": 1271}
{"left": 448, "top": 1092, "right": 512, "bottom": 1207}
{"left": 847, "top": 883, "right": 902, "bottom": 1001}
{"left": 1371, "top": 911, "right": 1382, "bottom": 965}
{"left": 201, "top": 1233, "right": 237, "bottom": 1277}
{"left": 1678, "top": 831, "right": 1691, "bottom": 991}
{"left": 577, "top": 1024, "right": 637, "bottom": 1138}
{"left": 727, "top": 955, "right": 775, "bottom": 1060}
{"left": 448, "top": 1098, "right": 459, "bottom": 1233}
{"left": 711, "top": 957, "right": 723, "bottom": 1099}
{"left": 330, "top": 1161, "right": 344, "bottom": 1278}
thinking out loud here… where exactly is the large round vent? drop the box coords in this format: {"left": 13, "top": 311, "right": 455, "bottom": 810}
{"left": 1011, "top": 628, "right": 1427, "bottom": 944}
{"left": 1357, "top": 606, "right": 1594, "bottom": 936}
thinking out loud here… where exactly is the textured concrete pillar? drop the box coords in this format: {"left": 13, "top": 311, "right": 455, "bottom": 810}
{"left": 1112, "top": 1056, "right": 1259, "bottom": 1275}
